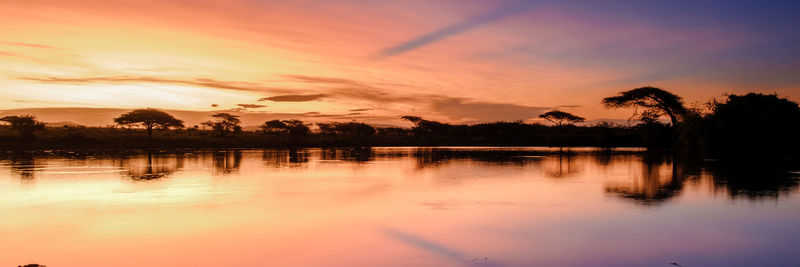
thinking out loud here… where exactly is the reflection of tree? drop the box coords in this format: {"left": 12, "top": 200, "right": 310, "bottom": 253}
{"left": 9, "top": 154, "right": 38, "bottom": 181}
{"left": 413, "top": 148, "right": 542, "bottom": 169}
{"left": 213, "top": 150, "right": 242, "bottom": 175}
{"left": 118, "top": 152, "right": 183, "bottom": 181}
{"left": 605, "top": 153, "right": 687, "bottom": 205}
{"left": 707, "top": 161, "right": 800, "bottom": 200}
{"left": 604, "top": 153, "right": 800, "bottom": 205}
{"left": 543, "top": 152, "right": 581, "bottom": 178}
{"left": 262, "top": 149, "right": 308, "bottom": 168}
{"left": 321, "top": 147, "right": 373, "bottom": 162}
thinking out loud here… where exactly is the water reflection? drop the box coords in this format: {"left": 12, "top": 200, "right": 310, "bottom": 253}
{"left": 116, "top": 152, "right": 184, "bottom": 181}
{"left": 542, "top": 152, "right": 581, "bottom": 178}
{"left": 8, "top": 154, "right": 38, "bottom": 181}
{"left": 212, "top": 150, "right": 242, "bottom": 175}
{"left": 604, "top": 153, "right": 687, "bottom": 205}
{"left": 413, "top": 148, "right": 544, "bottom": 170}
{"left": 2, "top": 147, "right": 800, "bottom": 266}
{"left": 708, "top": 161, "right": 800, "bottom": 199}
{"left": 261, "top": 149, "right": 309, "bottom": 168}
{"left": 1, "top": 148, "right": 798, "bottom": 203}
{"left": 321, "top": 147, "right": 373, "bottom": 162}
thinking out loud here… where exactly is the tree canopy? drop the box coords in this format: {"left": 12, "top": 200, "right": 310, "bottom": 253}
{"left": 317, "top": 122, "right": 376, "bottom": 137}
{"left": 262, "top": 119, "right": 310, "bottom": 138}
{"left": 706, "top": 93, "right": 800, "bottom": 157}
{"left": 603, "top": 87, "right": 687, "bottom": 126}
{"left": 538, "top": 110, "right": 585, "bottom": 126}
{"left": 0, "top": 115, "right": 46, "bottom": 140}
{"left": 203, "top": 112, "right": 241, "bottom": 137}
{"left": 114, "top": 109, "right": 184, "bottom": 136}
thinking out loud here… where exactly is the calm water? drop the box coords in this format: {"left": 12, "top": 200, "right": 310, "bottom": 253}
{"left": 2, "top": 147, "right": 799, "bottom": 267}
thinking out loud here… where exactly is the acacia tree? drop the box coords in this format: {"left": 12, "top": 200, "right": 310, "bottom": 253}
{"left": 261, "top": 120, "right": 287, "bottom": 135}
{"left": 114, "top": 108, "right": 184, "bottom": 137}
{"left": 203, "top": 112, "right": 241, "bottom": 137}
{"left": 315, "top": 122, "right": 375, "bottom": 137}
{"left": 262, "top": 119, "right": 309, "bottom": 138}
{"left": 602, "top": 87, "right": 687, "bottom": 126}
{"left": 538, "top": 110, "right": 585, "bottom": 126}
{"left": 0, "top": 115, "right": 46, "bottom": 141}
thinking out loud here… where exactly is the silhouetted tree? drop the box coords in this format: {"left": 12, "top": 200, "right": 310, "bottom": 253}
{"left": 113, "top": 109, "right": 184, "bottom": 137}
{"left": 538, "top": 110, "right": 585, "bottom": 126}
{"left": 315, "top": 122, "right": 375, "bottom": 137}
{"left": 261, "top": 119, "right": 309, "bottom": 140}
{"left": 261, "top": 120, "right": 288, "bottom": 135}
{"left": 283, "top": 119, "right": 310, "bottom": 138}
{"left": 204, "top": 112, "right": 241, "bottom": 137}
{"left": 706, "top": 93, "right": 800, "bottom": 157}
{"left": 603, "top": 87, "right": 687, "bottom": 126}
{"left": 0, "top": 115, "right": 46, "bottom": 141}
{"left": 401, "top": 116, "right": 450, "bottom": 141}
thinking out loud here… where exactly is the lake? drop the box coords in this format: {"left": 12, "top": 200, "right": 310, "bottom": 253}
{"left": 2, "top": 147, "right": 799, "bottom": 266}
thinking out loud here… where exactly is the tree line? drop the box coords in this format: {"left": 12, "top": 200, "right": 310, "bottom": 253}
{"left": 2, "top": 87, "right": 799, "bottom": 157}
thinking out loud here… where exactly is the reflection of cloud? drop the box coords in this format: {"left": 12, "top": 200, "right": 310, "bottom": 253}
{"left": 237, "top": 104, "right": 267, "bottom": 109}
{"left": 258, "top": 94, "right": 327, "bottom": 102}
{"left": 371, "top": 0, "right": 535, "bottom": 59}
{"left": 382, "top": 228, "right": 500, "bottom": 266}
{"left": 382, "top": 228, "right": 466, "bottom": 261}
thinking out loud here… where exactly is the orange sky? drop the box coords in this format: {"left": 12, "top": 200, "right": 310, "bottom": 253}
{"left": 1, "top": 0, "right": 799, "bottom": 126}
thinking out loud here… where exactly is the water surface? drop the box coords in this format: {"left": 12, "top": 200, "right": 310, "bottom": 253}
{"left": 2, "top": 147, "right": 799, "bottom": 266}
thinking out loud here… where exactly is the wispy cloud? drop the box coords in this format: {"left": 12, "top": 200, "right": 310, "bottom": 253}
{"left": 287, "top": 74, "right": 548, "bottom": 121}
{"left": 0, "top": 50, "right": 41, "bottom": 62}
{"left": 0, "top": 41, "right": 59, "bottom": 50}
{"left": 430, "top": 97, "right": 547, "bottom": 121}
{"left": 237, "top": 104, "right": 267, "bottom": 109}
{"left": 258, "top": 94, "right": 328, "bottom": 102}
{"left": 20, "top": 76, "right": 294, "bottom": 94}
{"left": 22, "top": 74, "right": 549, "bottom": 122}
{"left": 371, "top": 0, "right": 536, "bottom": 59}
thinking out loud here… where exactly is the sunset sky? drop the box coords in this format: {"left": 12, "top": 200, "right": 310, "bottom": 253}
{"left": 1, "top": 0, "right": 799, "bottom": 126}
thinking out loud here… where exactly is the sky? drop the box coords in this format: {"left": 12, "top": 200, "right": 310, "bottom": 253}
{"left": 1, "top": 0, "right": 799, "bottom": 126}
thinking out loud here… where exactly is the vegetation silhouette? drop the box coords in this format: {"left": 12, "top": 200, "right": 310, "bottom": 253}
{"left": 261, "top": 119, "right": 311, "bottom": 144}
{"left": 1, "top": 115, "right": 46, "bottom": 141}
{"left": 705, "top": 93, "right": 800, "bottom": 158}
{"left": 203, "top": 112, "right": 241, "bottom": 137}
{"left": 602, "top": 86, "right": 687, "bottom": 126}
{"left": 1, "top": 89, "right": 799, "bottom": 174}
{"left": 538, "top": 110, "right": 585, "bottom": 126}
{"left": 114, "top": 108, "right": 184, "bottom": 137}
